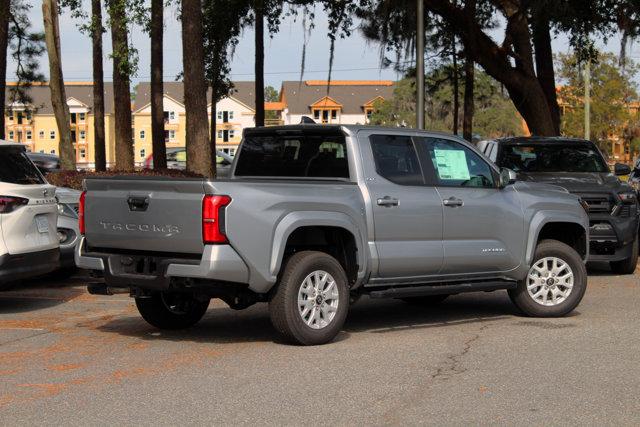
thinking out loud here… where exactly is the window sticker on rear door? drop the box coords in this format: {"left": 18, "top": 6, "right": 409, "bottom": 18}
{"left": 434, "top": 149, "right": 471, "bottom": 180}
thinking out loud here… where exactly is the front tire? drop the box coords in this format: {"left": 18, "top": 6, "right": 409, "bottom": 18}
{"left": 135, "top": 292, "right": 210, "bottom": 330}
{"left": 509, "top": 239, "right": 587, "bottom": 317}
{"left": 610, "top": 238, "right": 638, "bottom": 275}
{"left": 269, "top": 251, "right": 349, "bottom": 345}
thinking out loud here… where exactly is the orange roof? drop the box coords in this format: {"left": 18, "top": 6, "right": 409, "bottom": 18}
{"left": 265, "top": 101, "right": 285, "bottom": 110}
{"left": 310, "top": 96, "right": 343, "bottom": 108}
{"left": 363, "top": 96, "right": 385, "bottom": 107}
{"left": 305, "top": 80, "right": 393, "bottom": 86}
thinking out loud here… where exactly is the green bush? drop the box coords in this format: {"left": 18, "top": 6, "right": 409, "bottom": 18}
{"left": 46, "top": 169, "right": 203, "bottom": 191}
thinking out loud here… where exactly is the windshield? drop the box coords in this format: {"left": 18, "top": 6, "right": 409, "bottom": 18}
{"left": 499, "top": 144, "right": 609, "bottom": 173}
{"left": 0, "top": 147, "right": 45, "bottom": 185}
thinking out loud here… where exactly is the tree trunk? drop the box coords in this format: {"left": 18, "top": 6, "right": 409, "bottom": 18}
{"left": 0, "top": 0, "right": 9, "bottom": 140}
{"left": 91, "top": 0, "right": 106, "bottom": 171}
{"left": 42, "top": 0, "right": 75, "bottom": 170}
{"left": 254, "top": 0, "right": 265, "bottom": 127}
{"left": 151, "top": 0, "right": 166, "bottom": 169}
{"left": 423, "top": 0, "right": 557, "bottom": 136}
{"left": 452, "top": 42, "right": 459, "bottom": 135}
{"left": 463, "top": 53, "right": 474, "bottom": 141}
{"left": 109, "top": 1, "right": 134, "bottom": 171}
{"left": 182, "top": 0, "right": 212, "bottom": 176}
{"left": 210, "top": 88, "right": 217, "bottom": 178}
{"left": 532, "top": 12, "right": 560, "bottom": 135}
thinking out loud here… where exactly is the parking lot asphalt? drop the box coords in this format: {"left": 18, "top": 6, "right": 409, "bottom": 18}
{"left": 0, "top": 267, "right": 639, "bottom": 426}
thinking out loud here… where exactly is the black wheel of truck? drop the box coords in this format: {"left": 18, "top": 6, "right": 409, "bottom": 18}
{"left": 508, "top": 239, "right": 587, "bottom": 317}
{"left": 610, "top": 238, "right": 638, "bottom": 275}
{"left": 400, "top": 294, "right": 449, "bottom": 305}
{"left": 269, "top": 251, "right": 349, "bottom": 346}
{"left": 135, "top": 292, "right": 210, "bottom": 330}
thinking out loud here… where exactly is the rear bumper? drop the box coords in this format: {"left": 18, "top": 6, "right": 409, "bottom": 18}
{"left": 75, "top": 237, "right": 250, "bottom": 291}
{"left": 0, "top": 248, "right": 60, "bottom": 286}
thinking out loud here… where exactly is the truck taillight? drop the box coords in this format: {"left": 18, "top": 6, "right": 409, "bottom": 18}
{"left": 0, "top": 196, "right": 28, "bottom": 213}
{"left": 202, "top": 195, "right": 231, "bottom": 244}
{"left": 79, "top": 191, "right": 86, "bottom": 235}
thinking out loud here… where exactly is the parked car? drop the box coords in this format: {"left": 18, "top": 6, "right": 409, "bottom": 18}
{"left": 77, "top": 126, "right": 589, "bottom": 345}
{"left": 0, "top": 141, "right": 59, "bottom": 288}
{"left": 26, "top": 152, "right": 61, "bottom": 174}
{"left": 55, "top": 187, "right": 81, "bottom": 276}
{"left": 143, "top": 148, "right": 233, "bottom": 177}
{"left": 478, "top": 136, "right": 638, "bottom": 274}
{"left": 627, "top": 157, "right": 640, "bottom": 194}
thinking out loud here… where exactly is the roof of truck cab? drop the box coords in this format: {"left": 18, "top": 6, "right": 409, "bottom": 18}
{"left": 494, "top": 136, "right": 592, "bottom": 145}
{"left": 244, "top": 124, "right": 463, "bottom": 140}
{"left": 0, "top": 140, "right": 25, "bottom": 148}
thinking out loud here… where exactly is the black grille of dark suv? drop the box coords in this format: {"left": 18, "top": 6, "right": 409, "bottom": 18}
{"left": 577, "top": 194, "right": 612, "bottom": 214}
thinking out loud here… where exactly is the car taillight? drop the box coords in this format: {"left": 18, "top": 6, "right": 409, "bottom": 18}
{"left": 202, "top": 195, "right": 231, "bottom": 244}
{"left": 0, "top": 196, "right": 29, "bottom": 213}
{"left": 79, "top": 191, "right": 86, "bottom": 235}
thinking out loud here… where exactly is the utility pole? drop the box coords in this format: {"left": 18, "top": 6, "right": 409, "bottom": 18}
{"left": 416, "top": 0, "right": 425, "bottom": 130}
{"left": 584, "top": 58, "right": 591, "bottom": 141}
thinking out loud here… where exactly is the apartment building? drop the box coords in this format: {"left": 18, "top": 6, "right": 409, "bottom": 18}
{"left": 132, "top": 81, "right": 256, "bottom": 161}
{"left": 277, "top": 80, "right": 395, "bottom": 125}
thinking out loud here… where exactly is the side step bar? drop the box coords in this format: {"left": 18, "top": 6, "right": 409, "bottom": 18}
{"left": 367, "top": 281, "right": 517, "bottom": 299}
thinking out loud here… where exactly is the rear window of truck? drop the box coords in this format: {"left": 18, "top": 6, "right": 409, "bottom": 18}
{"left": 235, "top": 133, "right": 349, "bottom": 179}
{"left": 0, "top": 147, "right": 45, "bottom": 185}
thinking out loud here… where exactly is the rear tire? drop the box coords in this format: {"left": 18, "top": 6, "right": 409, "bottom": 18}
{"left": 610, "top": 238, "right": 638, "bottom": 275}
{"left": 269, "top": 251, "right": 349, "bottom": 346}
{"left": 509, "top": 239, "right": 586, "bottom": 317}
{"left": 400, "top": 294, "right": 449, "bottom": 305}
{"left": 135, "top": 292, "right": 209, "bottom": 330}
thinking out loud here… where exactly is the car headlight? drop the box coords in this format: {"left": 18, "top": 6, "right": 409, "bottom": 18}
{"left": 617, "top": 191, "right": 637, "bottom": 204}
{"left": 57, "top": 203, "right": 79, "bottom": 218}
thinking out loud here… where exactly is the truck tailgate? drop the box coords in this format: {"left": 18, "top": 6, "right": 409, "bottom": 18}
{"left": 84, "top": 178, "right": 206, "bottom": 254}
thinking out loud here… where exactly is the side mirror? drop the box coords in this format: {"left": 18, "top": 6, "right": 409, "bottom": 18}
{"left": 499, "top": 168, "right": 517, "bottom": 188}
{"left": 614, "top": 163, "right": 631, "bottom": 176}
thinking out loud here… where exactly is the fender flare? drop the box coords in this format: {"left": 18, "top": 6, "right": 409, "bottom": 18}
{"left": 269, "top": 211, "right": 367, "bottom": 284}
{"left": 526, "top": 210, "right": 589, "bottom": 265}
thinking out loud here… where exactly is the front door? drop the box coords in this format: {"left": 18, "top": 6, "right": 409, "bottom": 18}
{"left": 223, "top": 130, "right": 229, "bottom": 143}
{"left": 418, "top": 137, "right": 525, "bottom": 274}
{"left": 363, "top": 133, "right": 444, "bottom": 279}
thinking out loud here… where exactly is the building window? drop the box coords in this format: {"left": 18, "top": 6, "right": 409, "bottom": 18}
{"left": 50, "top": 149, "right": 56, "bottom": 154}
{"left": 217, "top": 111, "right": 222, "bottom": 120}
{"left": 79, "top": 148, "right": 86, "bottom": 159}
{"left": 169, "top": 130, "right": 176, "bottom": 141}
{"left": 229, "top": 111, "right": 234, "bottom": 120}
{"left": 8, "top": 111, "right": 13, "bottom": 121}
{"left": 39, "top": 130, "right": 45, "bottom": 139}
{"left": 80, "top": 130, "right": 86, "bottom": 140}
{"left": 140, "top": 148, "right": 146, "bottom": 158}
{"left": 313, "top": 110, "right": 320, "bottom": 120}
{"left": 331, "top": 109, "right": 337, "bottom": 120}
{"left": 50, "top": 130, "right": 56, "bottom": 140}
{"left": 8, "top": 131, "right": 14, "bottom": 140}
{"left": 229, "top": 130, "right": 235, "bottom": 139}
{"left": 79, "top": 112, "right": 86, "bottom": 122}
{"left": 140, "top": 130, "right": 145, "bottom": 139}
{"left": 169, "top": 111, "right": 175, "bottom": 121}
{"left": 26, "top": 111, "right": 32, "bottom": 121}
{"left": 217, "top": 130, "right": 223, "bottom": 139}
{"left": 26, "top": 130, "right": 32, "bottom": 140}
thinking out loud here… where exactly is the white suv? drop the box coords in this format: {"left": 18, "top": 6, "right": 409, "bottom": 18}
{"left": 0, "top": 141, "right": 59, "bottom": 287}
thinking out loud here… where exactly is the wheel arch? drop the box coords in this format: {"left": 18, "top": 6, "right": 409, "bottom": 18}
{"left": 526, "top": 211, "right": 588, "bottom": 265}
{"left": 270, "top": 212, "right": 367, "bottom": 287}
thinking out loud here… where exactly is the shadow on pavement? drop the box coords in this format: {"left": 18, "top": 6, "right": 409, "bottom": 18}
{"left": 96, "top": 291, "right": 524, "bottom": 345}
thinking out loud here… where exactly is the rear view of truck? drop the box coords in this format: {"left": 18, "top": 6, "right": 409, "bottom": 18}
{"left": 77, "top": 126, "right": 364, "bottom": 344}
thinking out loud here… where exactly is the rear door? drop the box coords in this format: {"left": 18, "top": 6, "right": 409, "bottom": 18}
{"left": 84, "top": 178, "right": 207, "bottom": 254}
{"left": 418, "top": 137, "right": 525, "bottom": 274}
{"left": 361, "top": 133, "right": 444, "bottom": 279}
{"left": 0, "top": 146, "right": 58, "bottom": 254}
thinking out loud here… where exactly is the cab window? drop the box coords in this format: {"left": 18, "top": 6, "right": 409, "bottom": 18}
{"left": 369, "top": 134, "right": 424, "bottom": 186}
{"left": 420, "top": 138, "right": 495, "bottom": 188}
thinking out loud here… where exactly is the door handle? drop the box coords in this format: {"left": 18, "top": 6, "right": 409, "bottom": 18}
{"left": 377, "top": 196, "right": 399, "bottom": 207}
{"left": 442, "top": 197, "right": 464, "bottom": 207}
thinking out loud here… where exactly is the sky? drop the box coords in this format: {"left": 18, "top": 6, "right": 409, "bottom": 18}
{"left": 5, "top": 2, "right": 634, "bottom": 89}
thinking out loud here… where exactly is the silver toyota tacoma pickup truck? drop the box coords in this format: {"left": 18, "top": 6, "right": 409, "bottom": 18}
{"left": 77, "top": 125, "right": 589, "bottom": 345}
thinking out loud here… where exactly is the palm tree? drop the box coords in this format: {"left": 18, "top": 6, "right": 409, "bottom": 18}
{"left": 150, "top": 0, "right": 166, "bottom": 169}
{"left": 182, "top": 0, "right": 212, "bottom": 176}
{"left": 91, "top": 0, "right": 106, "bottom": 171}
